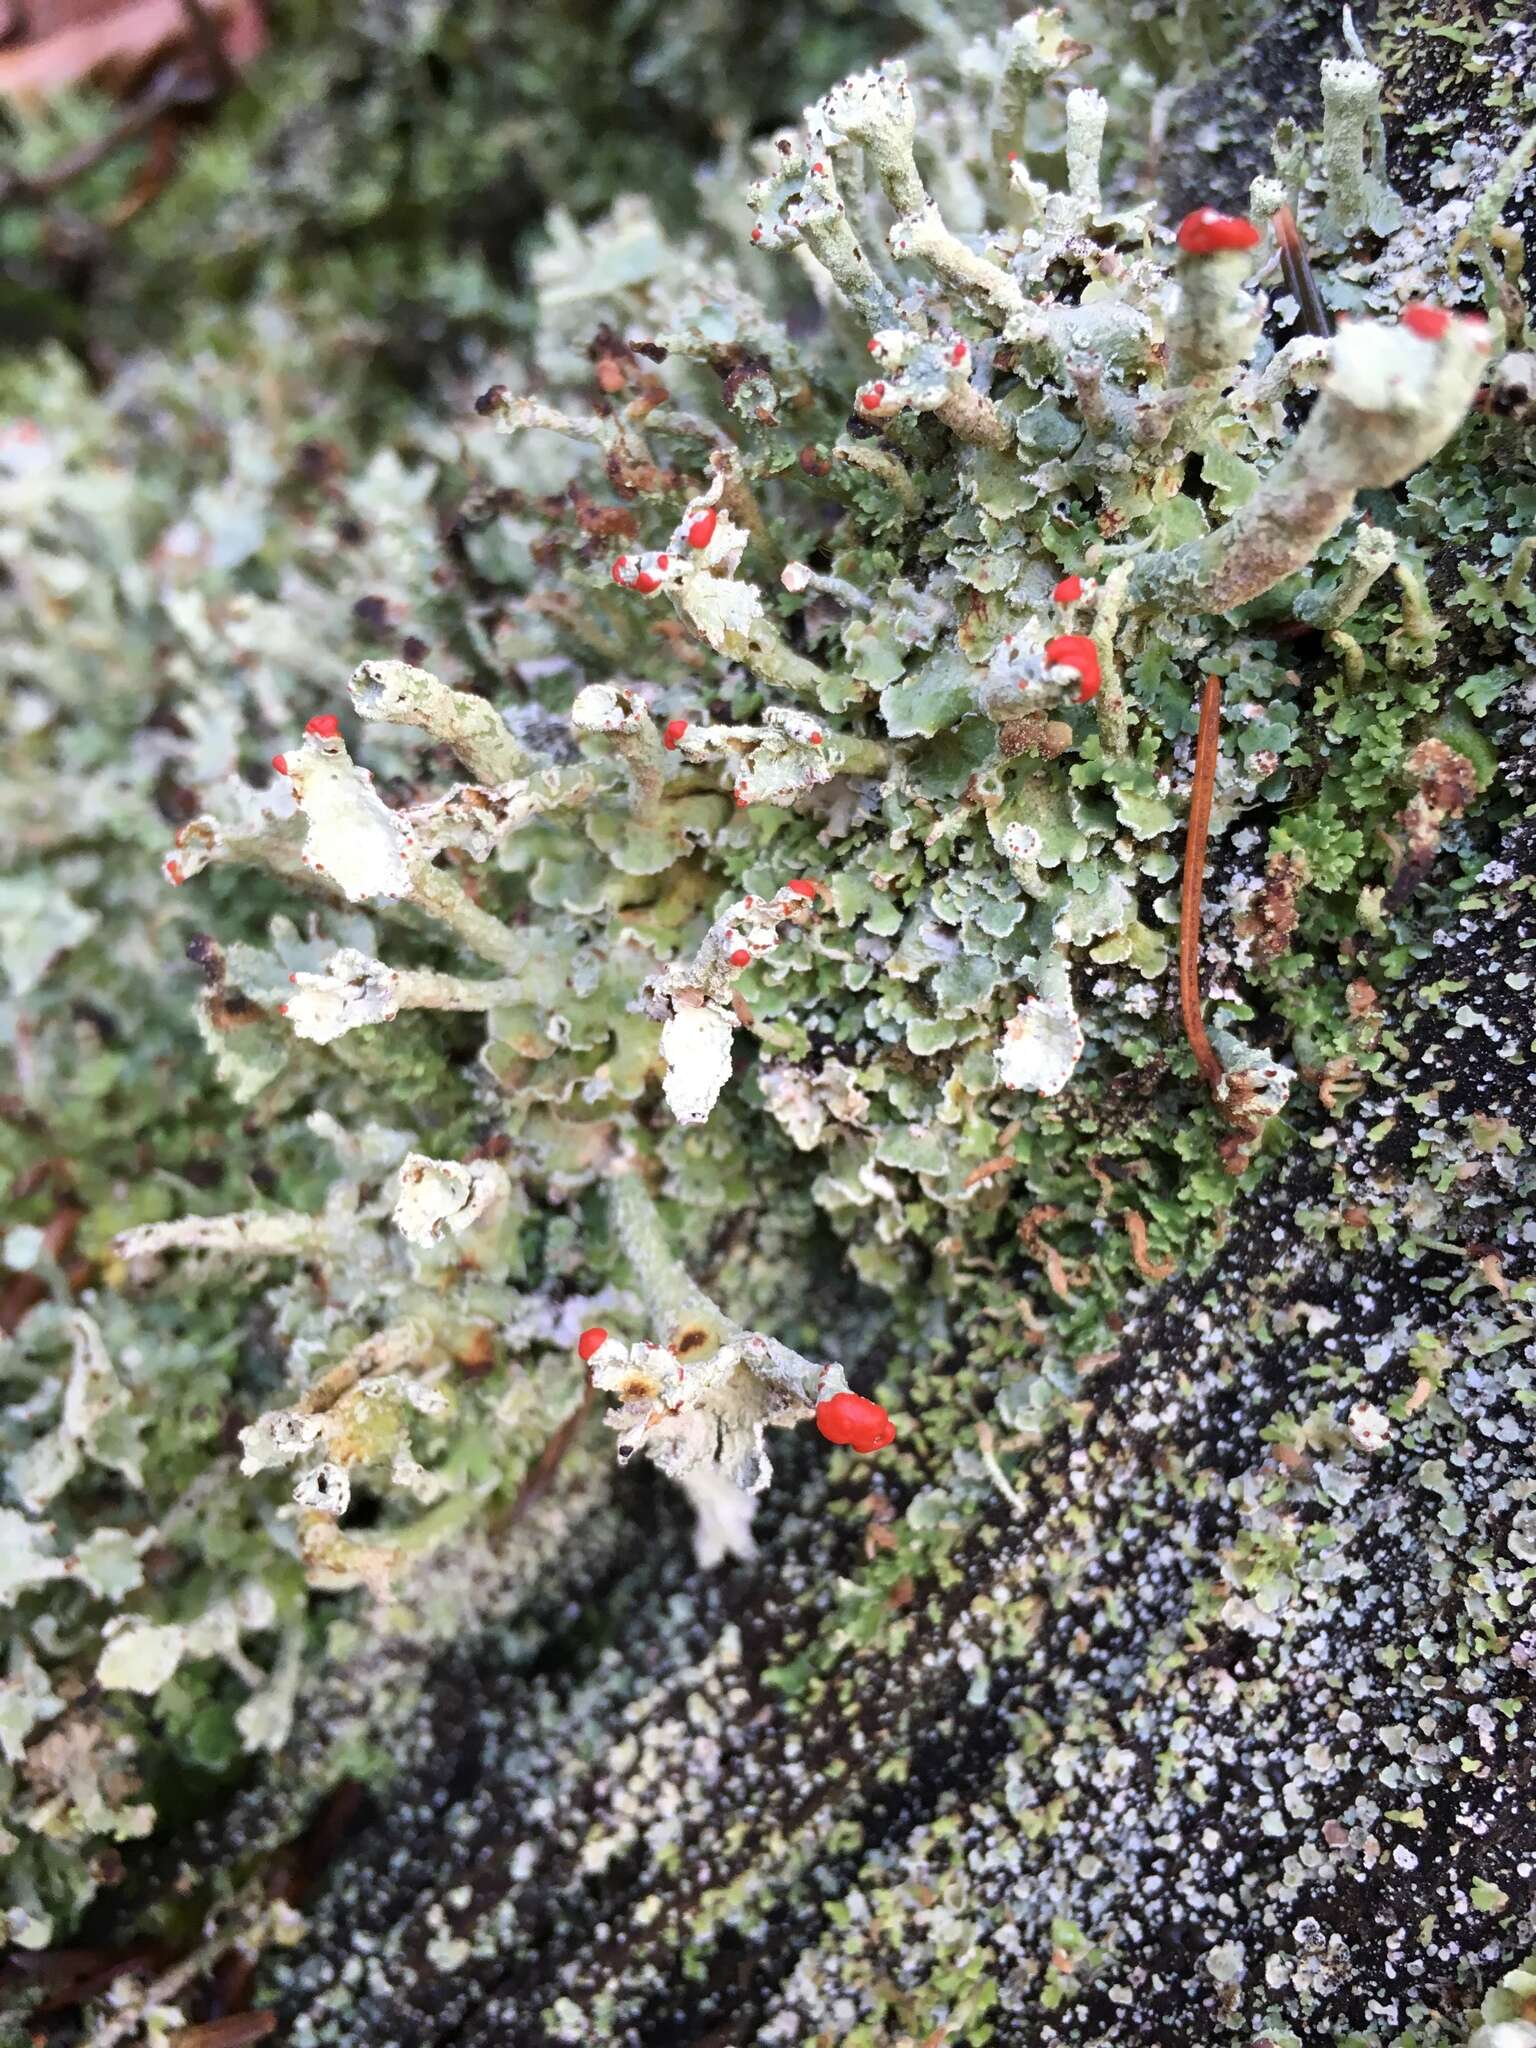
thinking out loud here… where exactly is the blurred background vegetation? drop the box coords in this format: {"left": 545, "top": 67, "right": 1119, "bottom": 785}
{"left": 2, "top": 0, "right": 949, "bottom": 371}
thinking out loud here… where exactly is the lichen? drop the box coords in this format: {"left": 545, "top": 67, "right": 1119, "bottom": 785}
{"left": 4, "top": 0, "right": 1536, "bottom": 2040}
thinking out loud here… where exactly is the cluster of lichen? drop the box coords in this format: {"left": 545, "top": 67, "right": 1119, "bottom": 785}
{"left": 3, "top": 0, "right": 1536, "bottom": 2033}
{"left": 0, "top": 0, "right": 983, "bottom": 1968}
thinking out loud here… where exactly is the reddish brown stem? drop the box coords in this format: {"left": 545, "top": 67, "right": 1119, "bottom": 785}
{"left": 177, "top": 0, "right": 239, "bottom": 94}
{"left": 0, "top": 65, "right": 190, "bottom": 203}
{"left": 168, "top": 2015, "right": 277, "bottom": 2048}
{"left": 490, "top": 1382, "right": 597, "bottom": 1538}
{"left": 1179, "top": 674, "right": 1225, "bottom": 1097}
{"left": 1271, "top": 204, "right": 1332, "bottom": 340}
{"left": 107, "top": 110, "right": 182, "bottom": 223}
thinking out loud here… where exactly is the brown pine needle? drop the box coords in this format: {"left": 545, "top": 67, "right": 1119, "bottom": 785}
{"left": 168, "top": 2016, "right": 277, "bottom": 2048}
{"left": 1121, "top": 1208, "right": 1176, "bottom": 1282}
{"left": 1271, "top": 204, "right": 1332, "bottom": 340}
{"left": 1180, "top": 674, "right": 1225, "bottom": 1097}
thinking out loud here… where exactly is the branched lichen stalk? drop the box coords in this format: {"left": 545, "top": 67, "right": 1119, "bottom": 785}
{"left": 350, "top": 661, "right": 533, "bottom": 783}
{"left": 1130, "top": 316, "right": 1488, "bottom": 613}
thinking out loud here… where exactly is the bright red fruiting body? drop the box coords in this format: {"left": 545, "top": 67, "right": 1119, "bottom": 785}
{"left": 1044, "top": 633, "right": 1102, "bottom": 703}
{"left": 729, "top": 947, "right": 752, "bottom": 968}
{"left": 815, "top": 1391, "right": 896, "bottom": 1454}
{"left": 1401, "top": 302, "right": 1452, "bottom": 342}
{"left": 750, "top": 225, "right": 762, "bottom": 242}
{"left": 1053, "top": 575, "right": 1084, "bottom": 604}
{"left": 812, "top": 161, "right": 825, "bottom": 175}
{"left": 860, "top": 382, "right": 886, "bottom": 412}
{"left": 786, "top": 879, "right": 819, "bottom": 898}
{"left": 306, "top": 714, "right": 340, "bottom": 739}
{"left": 271, "top": 754, "right": 289, "bottom": 775}
{"left": 867, "top": 337, "right": 880, "bottom": 354}
{"left": 577, "top": 1327, "right": 609, "bottom": 1363}
{"left": 632, "top": 571, "right": 661, "bottom": 595}
{"left": 687, "top": 509, "right": 718, "bottom": 550}
{"left": 950, "top": 341, "right": 967, "bottom": 365}
{"left": 611, "top": 557, "right": 629, "bottom": 584}
{"left": 663, "top": 718, "right": 689, "bottom": 750}
{"left": 1176, "top": 207, "right": 1261, "bottom": 256}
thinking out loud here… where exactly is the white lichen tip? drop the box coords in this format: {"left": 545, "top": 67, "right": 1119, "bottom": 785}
{"left": 811, "top": 59, "right": 915, "bottom": 153}
{"left": 759, "top": 1058, "right": 870, "bottom": 1151}
{"left": 746, "top": 144, "right": 845, "bottom": 254}
{"left": 285, "top": 720, "right": 416, "bottom": 902}
{"left": 660, "top": 1001, "right": 736, "bottom": 1126}
{"left": 855, "top": 337, "right": 970, "bottom": 420}
{"left": 1064, "top": 86, "right": 1108, "bottom": 212}
{"left": 679, "top": 1466, "right": 759, "bottom": 1567}
{"left": 616, "top": 506, "right": 832, "bottom": 700}
{"left": 726, "top": 706, "right": 840, "bottom": 806}
{"left": 571, "top": 683, "right": 644, "bottom": 735}
{"left": 588, "top": 1328, "right": 783, "bottom": 1492}
{"left": 1212, "top": 1036, "right": 1295, "bottom": 1123}
{"left": 1320, "top": 55, "right": 1380, "bottom": 95}
{"left": 615, "top": 517, "right": 744, "bottom": 614}
{"left": 649, "top": 885, "right": 821, "bottom": 1123}
{"left": 293, "top": 1461, "right": 353, "bottom": 1516}
{"left": 776, "top": 561, "right": 874, "bottom": 613}
{"left": 392, "top": 1153, "right": 510, "bottom": 1247}
{"left": 238, "top": 1337, "right": 449, "bottom": 1532}
{"left": 284, "top": 948, "right": 401, "bottom": 1044}
{"left": 865, "top": 326, "right": 923, "bottom": 371}
{"left": 1328, "top": 312, "right": 1491, "bottom": 446}
{"left": 238, "top": 1407, "right": 324, "bottom": 1480}
{"left": 161, "top": 815, "right": 223, "bottom": 889}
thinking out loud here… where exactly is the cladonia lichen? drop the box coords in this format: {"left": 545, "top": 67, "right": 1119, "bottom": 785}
{"left": 5, "top": 4, "right": 1536, "bottom": 2038}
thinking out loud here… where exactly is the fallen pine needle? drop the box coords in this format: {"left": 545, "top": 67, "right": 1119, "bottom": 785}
{"left": 1179, "top": 673, "right": 1226, "bottom": 1097}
